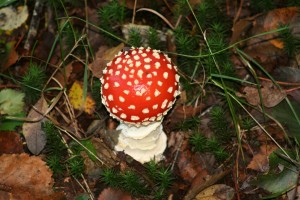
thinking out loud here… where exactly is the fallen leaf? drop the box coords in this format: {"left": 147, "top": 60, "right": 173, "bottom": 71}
{"left": 247, "top": 144, "right": 278, "bottom": 172}
{"left": 89, "top": 43, "right": 124, "bottom": 78}
{"left": 52, "top": 61, "right": 73, "bottom": 86}
{"left": 0, "top": 131, "right": 23, "bottom": 155}
{"left": 22, "top": 96, "right": 47, "bottom": 155}
{"left": 0, "top": 5, "right": 28, "bottom": 30}
{"left": 0, "top": 41, "right": 18, "bottom": 72}
{"left": 237, "top": 81, "right": 286, "bottom": 107}
{"left": 0, "top": 153, "right": 54, "bottom": 197}
{"left": 68, "top": 81, "right": 96, "bottom": 114}
{"left": 253, "top": 149, "right": 298, "bottom": 195}
{"left": 0, "top": 89, "right": 24, "bottom": 115}
{"left": 195, "top": 184, "right": 234, "bottom": 200}
{"left": 97, "top": 187, "right": 132, "bottom": 200}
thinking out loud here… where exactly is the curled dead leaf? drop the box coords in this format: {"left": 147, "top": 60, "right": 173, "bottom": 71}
{"left": 237, "top": 81, "right": 286, "bottom": 107}
{"left": 89, "top": 43, "right": 124, "bottom": 78}
{"left": 22, "top": 96, "right": 48, "bottom": 155}
{"left": 195, "top": 184, "right": 234, "bottom": 200}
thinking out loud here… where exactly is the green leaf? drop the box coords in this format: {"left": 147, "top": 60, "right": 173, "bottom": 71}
{"left": 0, "top": 112, "right": 25, "bottom": 131}
{"left": 252, "top": 149, "right": 298, "bottom": 195}
{"left": 0, "top": 0, "right": 17, "bottom": 8}
{"left": 0, "top": 89, "right": 25, "bottom": 115}
{"left": 80, "top": 139, "right": 97, "bottom": 161}
{"left": 271, "top": 100, "right": 300, "bottom": 140}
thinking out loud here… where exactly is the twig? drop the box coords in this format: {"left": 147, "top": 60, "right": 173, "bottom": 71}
{"left": 24, "top": 0, "right": 44, "bottom": 50}
{"left": 136, "top": 8, "right": 175, "bottom": 30}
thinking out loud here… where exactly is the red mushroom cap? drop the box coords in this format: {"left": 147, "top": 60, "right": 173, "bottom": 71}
{"left": 100, "top": 47, "right": 180, "bottom": 125}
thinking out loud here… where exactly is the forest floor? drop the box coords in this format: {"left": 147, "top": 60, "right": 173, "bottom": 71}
{"left": 0, "top": 0, "right": 300, "bottom": 200}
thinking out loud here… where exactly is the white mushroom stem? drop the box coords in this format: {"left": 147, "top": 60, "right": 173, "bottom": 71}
{"left": 114, "top": 121, "right": 167, "bottom": 164}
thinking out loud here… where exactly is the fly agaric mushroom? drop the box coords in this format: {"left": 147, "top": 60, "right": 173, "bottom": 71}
{"left": 100, "top": 47, "right": 180, "bottom": 163}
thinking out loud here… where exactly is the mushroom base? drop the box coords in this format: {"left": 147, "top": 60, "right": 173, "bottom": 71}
{"left": 114, "top": 121, "right": 167, "bottom": 164}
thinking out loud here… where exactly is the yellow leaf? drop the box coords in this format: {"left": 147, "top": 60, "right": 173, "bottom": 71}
{"left": 68, "top": 81, "right": 95, "bottom": 114}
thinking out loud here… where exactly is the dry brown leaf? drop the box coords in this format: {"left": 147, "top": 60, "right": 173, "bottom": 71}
{"left": 22, "top": 96, "right": 48, "bottom": 155}
{"left": 237, "top": 81, "right": 286, "bottom": 107}
{"left": 195, "top": 184, "right": 234, "bottom": 200}
{"left": 97, "top": 187, "right": 132, "bottom": 200}
{"left": 0, "top": 131, "right": 23, "bottom": 155}
{"left": 89, "top": 43, "right": 124, "bottom": 78}
{"left": 52, "top": 62, "right": 73, "bottom": 86}
{"left": 247, "top": 144, "right": 278, "bottom": 172}
{"left": 1, "top": 42, "right": 19, "bottom": 72}
{"left": 0, "top": 153, "right": 54, "bottom": 197}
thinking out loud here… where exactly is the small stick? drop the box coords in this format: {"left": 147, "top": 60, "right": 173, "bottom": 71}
{"left": 24, "top": 0, "right": 44, "bottom": 50}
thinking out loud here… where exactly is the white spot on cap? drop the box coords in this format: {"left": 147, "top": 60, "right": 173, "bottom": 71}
{"left": 157, "top": 114, "right": 163, "bottom": 120}
{"left": 104, "top": 83, "right": 109, "bottom": 89}
{"left": 147, "top": 81, "right": 152, "bottom": 86}
{"left": 130, "top": 69, "right": 135, "bottom": 74}
{"left": 107, "top": 61, "right": 112, "bottom": 66}
{"left": 142, "top": 108, "right": 149, "bottom": 113}
{"left": 112, "top": 107, "right": 118, "bottom": 113}
{"left": 127, "top": 59, "right": 133, "bottom": 64}
{"left": 165, "top": 55, "right": 171, "bottom": 62}
{"left": 167, "top": 101, "right": 173, "bottom": 108}
{"left": 119, "top": 96, "right": 125, "bottom": 102}
{"left": 115, "top": 71, "right": 120, "bottom": 75}
{"left": 141, "top": 53, "right": 147, "bottom": 57}
{"left": 124, "top": 67, "right": 129, "bottom": 71}
{"left": 167, "top": 87, "right": 173, "bottom": 93}
{"left": 149, "top": 116, "right": 156, "bottom": 121}
{"left": 127, "top": 81, "right": 132, "bottom": 86}
{"left": 136, "top": 61, "right": 141, "bottom": 67}
{"left": 144, "top": 58, "right": 152, "bottom": 63}
{"left": 122, "top": 74, "right": 127, "bottom": 79}
{"left": 137, "top": 69, "right": 143, "bottom": 78}
{"left": 155, "top": 62, "right": 161, "bottom": 69}
{"left": 117, "top": 64, "right": 122, "bottom": 69}
{"left": 129, "top": 63, "right": 133, "bottom": 67}
{"left": 128, "top": 105, "right": 135, "bottom": 109}
{"left": 100, "top": 78, "right": 104, "bottom": 84}
{"left": 153, "top": 52, "right": 160, "bottom": 59}
{"left": 134, "top": 79, "right": 139, "bottom": 84}
{"left": 131, "top": 116, "right": 140, "bottom": 120}
{"left": 174, "top": 90, "right": 180, "bottom": 97}
{"left": 103, "top": 69, "right": 107, "bottom": 74}
{"left": 132, "top": 50, "right": 137, "bottom": 55}
{"left": 152, "top": 71, "right": 157, "bottom": 76}
{"left": 120, "top": 113, "right": 127, "bottom": 119}
{"left": 108, "top": 94, "right": 113, "bottom": 101}
{"left": 124, "top": 90, "right": 130, "bottom": 95}
{"left": 146, "top": 73, "right": 152, "bottom": 78}
{"left": 161, "top": 99, "right": 168, "bottom": 109}
{"left": 145, "top": 64, "right": 150, "bottom": 70}
{"left": 175, "top": 74, "right": 180, "bottom": 82}
{"left": 154, "top": 89, "right": 160, "bottom": 97}
{"left": 163, "top": 72, "right": 168, "bottom": 79}
{"left": 114, "top": 82, "right": 120, "bottom": 87}
{"left": 167, "top": 64, "right": 172, "bottom": 69}
{"left": 153, "top": 104, "right": 158, "bottom": 109}
{"left": 134, "top": 55, "right": 140, "bottom": 60}
{"left": 158, "top": 81, "right": 163, "bottom": 86}
{"left": 146, "top": 96, "right": 151, "bottom": 101}
{"left": 108, "top": 69, "right": 113, "bottom": 74}
{"left": 115, "top": 57, "right": 122, "bottom": 64}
